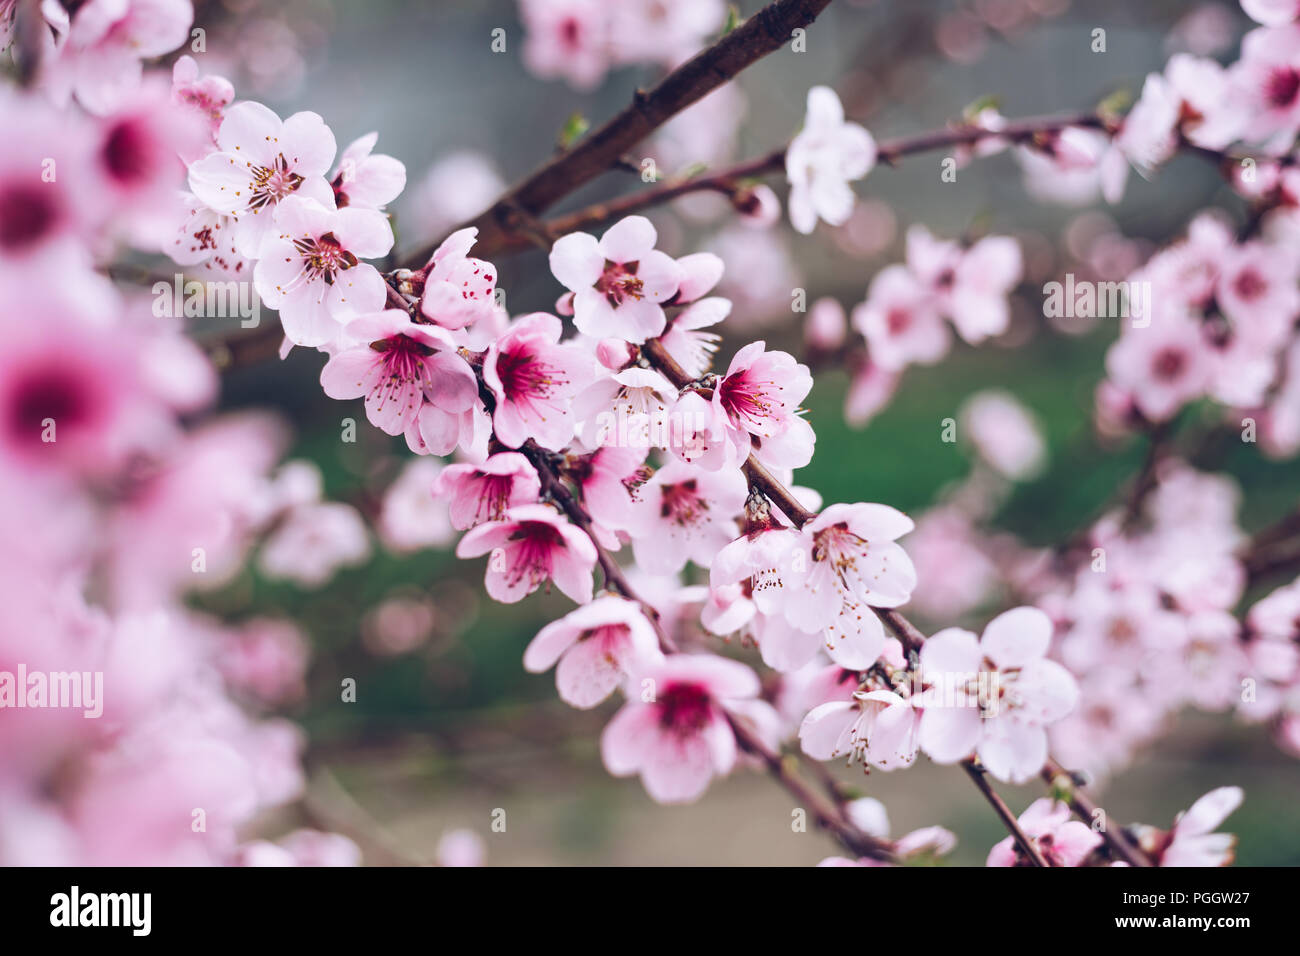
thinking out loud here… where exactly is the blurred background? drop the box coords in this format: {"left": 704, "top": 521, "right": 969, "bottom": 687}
{"left": 191, "top": 0, "right": 1300, "bottom": 864}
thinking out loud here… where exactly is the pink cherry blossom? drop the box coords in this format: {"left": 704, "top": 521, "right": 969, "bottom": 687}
{"left": 1143, "top": 786, "right": 1244, "bottom": 866}
{"left": 519, "top": 0, "right": 611, "bottom": 91}
{"left": 1165, "top": 54, "right": 1246, "bottom": 149}
{"left": 418, "top": 227, "right": 499, "bottom": 331}
{"left": 658, "top": 295, "right": 727, "bottom": 380}
{"left": 575, "top": 365, "right": 678, "bottom": 450}
{"left": 570, "top": 444, "right": 651, "bottom": 532}
{"left": 432, "top": 452, "right": 542, "bottom": 530}
{"left": 456, "top": 503, "right": 597, "bottom": 604}
{"left": 712, "top": 341, "right": 815, "bottom": 470}
{"left": 1016, "top": 126, "right": 1129, "bottom": 206}
{"left": 1233, "top": 24, "right": 1300, "bottom": 148}
{"left": 254, "top": 196, "right": 393, "bottom": 347}
{"left": 377, "top": 457, "right": 455, "bottom": 553}
{"left": 844, "top": 360, "right": 901, "bottom": 427}
{"left": 330, "top": 132, "right": 405, "bottom": 210}
{"left": 0, "top": 92, "right": 91, "bottom": 266}
{"left": 907, "top": 226, "right": 1023, "bottom": 344}
{"left": 986, "top": 799, "right": 1103, "bottom": 866}
{"left": 524, "top": 595, "right": 664, "bottom": 708}
{"left": 805, "top": 297, "right": 847, "bottom": 352}
{"left": 91, "top": 81, "right": 204, "bottom": 245}
{"left": 786, "top": 86, "right": 876, "bottom": 234}
{"left": 959, "top": 390, "right": 1046, "bottom": 481}
{"left": 52, "top": 0, "right": 193, "bottom": 115}
{"left": 800, "top": 688, "right": 920, "bottom": 771}
{"left": 917, "top": 607, "right": 1079, "bottom": 783}
{"left": 600, "top": 654, "right": 759, "bottom": 804}
{"left": 188, "top": 101, "right": 337, "bottom": 258}
{"left": 483, "top": 312, "right": 593, "bottom": 450}
{"left": 781, "top": 504, "right": 917, "bottom": 670}
{"left": 320, "top": 310, "right": 478, "bottom": 440}
{"left": 851, "top": 264, "right": 950, "bottom": 371}
{"left": 629, "top": 459, "right": 747, "bottom": 575}
{"left": 549, "top": 216, "right": 682, "bottom": 343}
{"left": 1214, "top": 238, "right": 1299, "bottom": 346}
{"left": 218, "top": 618, "right": 310, "bottom": 708}
{"left": 1105, "top": 318, "right": 1213, "bottom": 422}
{"left": 258, "top": 501, "right": 370, "bottom": 587}
{"left": 170, "top": 54, "right": 234, "bottom": 151}
{"left": 1115, "top": 73, "right": 1180, "bottom": 173}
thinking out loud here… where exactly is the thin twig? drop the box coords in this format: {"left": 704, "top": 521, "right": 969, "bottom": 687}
{"left": 400, "top": 0, "right": 835, "bottom": 268}
{"left": 455, "top": 111, "right": 1106, "bottom": 259}
{"left": 1041, "top": 760, "right": 1151, "bottom": 867}
{"left": 963, "top": 759, "right": 1049, "bottom": 867}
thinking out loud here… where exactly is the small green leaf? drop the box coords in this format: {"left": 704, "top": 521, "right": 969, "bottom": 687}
{"left": 961, "top": 94, "right": 1002, "bottom": 122}
{"left": 559, "top": 112, "right": 590, "bottom": 149}
{"left": 721, "top": 4, "right": 742, "bottom": 36}
{"left": 1096, "top": 88, "right": 1132, "bottom": 122}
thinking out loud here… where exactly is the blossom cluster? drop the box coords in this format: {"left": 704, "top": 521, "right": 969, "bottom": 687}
{"left": 0, "top": 0, "right": 377, "bottom": 865}
{"left": 6, "top": 0, "right": 1298, "bottom": 869}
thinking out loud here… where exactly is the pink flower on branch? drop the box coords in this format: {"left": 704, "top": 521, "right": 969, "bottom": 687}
{"left": 455, "top": 504, "right": 598, "bottom": 605}
{"left": 524, "top": 595, "right": 664, "bottom": 708}
{"left": 711, "top": 341, "right": 815, "bottom": 471}
{"left": 917, "top": 607, "right": 1079, "bottom": 784}
{"left": 1139, "top": 786, "right": 1244, "bottom": 867}
{"left": 188, "top": 101, "right": 337, "bottom": 258}
{"left": 800, "top": 688, "right": 920, "bottom": 771}
{"left": 330, "top": 132, "right": 406, "bottom": 211}
{"left": 782, "top": 503, "right": 918, "bottom": 670}
{"left": 432, "top": 452, "right": 542, "bottom": 530}
{"left": 601, "top": 654, "right": 760, "bottom": 804}
{"left": 418, "top": 227, "right": 499, "bottom": 331}
{"left": 549, "top": 215, "right": 682, "bottom": 344}
{"left": 986, "top": 798, "right": 1103, "bottom": 867}
{"left": 254, "top": 196, "right": 394, "bottom": 347}
{"left": 483, "top": 312, "right": 594, "bottom": 451}
{"left": 320, "top": 310, "right": 478, "bottom": 445}
{"left": 786, "top": 86, "right": 876, "bottom": 234}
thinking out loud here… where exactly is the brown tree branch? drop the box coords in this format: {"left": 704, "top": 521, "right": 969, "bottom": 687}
{"left": 400, "top": 0, "right": 835, "bottom": 269}
{"left": 963, "top": 759, "right": 1050, "bottom": 867}
{"left": 637, "top": 332, "right": 1158, "bottom": 868}
{"left": 1041, "top": 760, "right": 1151, "bottom": 867}
{"left": 460, "top": 110, "right": 1106, "bottom": 259}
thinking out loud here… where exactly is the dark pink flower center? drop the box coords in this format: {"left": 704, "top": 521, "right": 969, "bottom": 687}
{"left": 659, "top": 478, "right": 706, "bottom": 526}
{"left": 495, "top": 344, "right": 566, "bottom": 402}
{"left": 101, "top": 119, "right": 154, "bottom": 185}
{"left": 475, "top": 473, "right": 518, "bottom": 523}
{"left": 249, "top": 154, "right": 304, "bottom": 210}
{"left": 1233, "top": 268, "right": 1267, "bottom": 301}
{"left": 1266, "top": 67, "right": 1300, "bottom": 109}
{"left": 657, "top": 682, "right": 713, "bottom": 736}
{"left": 718, "top": 369, "right": 782, "bottom": 428}
{"left": 294, "top": 231, "right": 358, "bottom": 285}
{"left": 5, "top": 364, "right": 95, "bottom": 445}
{"left": 505, "top": 521, "right": 565, "bottom": 587}
{"left": 885, "top": 307, "right": 912, "bottom": 334}
{"left": 1151, "top": 347, "right": 1187, "bottom": 381}
{"left": 596, "top": 260, "right": 644, "bottom": 308}
{"left": 0, "top": 183, "right": 59, "bottom": 252}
